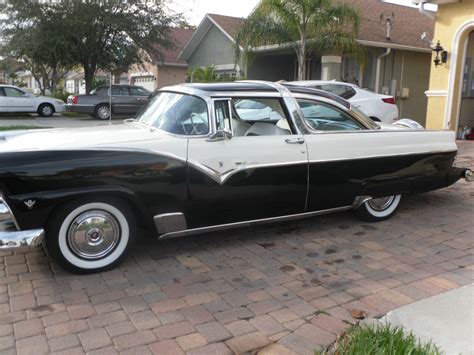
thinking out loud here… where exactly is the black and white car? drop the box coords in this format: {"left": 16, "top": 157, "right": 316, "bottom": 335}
{"left": 0, "top": 81, "right": 471, "bottom": 273}
{"left": 288, "top": 80, "right": 399, "bottom": 124}
{"left": 0, "top": 85, "right": 65, "bottom": 117}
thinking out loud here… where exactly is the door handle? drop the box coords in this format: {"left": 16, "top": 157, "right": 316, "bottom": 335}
{"left": 285, "top": 137, "right": 305, "bottom": 145}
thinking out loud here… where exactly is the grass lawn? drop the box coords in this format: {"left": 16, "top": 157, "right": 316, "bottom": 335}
{"left": 321, "top": 324, "right": 440, "bottom": 355}
{"left": 0, "top": 125, "right": 49, "bottom": 131}
{"left": 0, "top": 113, "right": 34, "bottom": 119}
{"left": 62, "top": 112, "right": 89, "bottom": 118}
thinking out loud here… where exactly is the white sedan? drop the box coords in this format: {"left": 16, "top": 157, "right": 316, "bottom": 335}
{"left": 288, "top": 80, "right": 399, "bottom": 124}
{"left": 0, "top": 85, "right": 65, "bottom": 117}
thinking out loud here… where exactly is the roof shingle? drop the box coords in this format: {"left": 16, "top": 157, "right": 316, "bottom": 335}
{"left": 151, "top": 27, "right": 194, "bottom": 65}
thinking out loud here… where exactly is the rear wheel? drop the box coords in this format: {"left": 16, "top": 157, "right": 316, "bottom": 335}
{"left": 94, "top": 104, "right": 110, "bottom": 120}
{"left": 355, "top": 195, "right": 402, "bottom": 222}
{"left": 38, "top": 103, "right": 55, "bottom": 117}
{"left": 45, "top": 199, "right": 135, "bottom": 273}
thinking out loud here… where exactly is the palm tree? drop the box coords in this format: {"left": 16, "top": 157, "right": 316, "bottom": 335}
{"left": 235, "top": 0, "right": 366, "bottom": 81}
{"left": 188, "top": 66, "right": 218, "bottom": 83}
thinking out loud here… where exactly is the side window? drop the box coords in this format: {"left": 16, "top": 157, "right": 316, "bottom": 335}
{"left": 0, "top": 88, "right": 5, "bottom": 96}
{"left": 297, "top": 99, "right": 365, "bottom": 132}
{"left": 111, "top": 87, "right": 130, "bottom": 96}
{"left": 214, "top": 100, "right": 232, "bottom": 132}
{"left": 4, "top": 87, "right": 25, "bottom": 97}
{"left": 130, "top": 87, "right": 150, "bottom": 96}
{"left": 232, "top": 98, "right": 292, "bottom": 136}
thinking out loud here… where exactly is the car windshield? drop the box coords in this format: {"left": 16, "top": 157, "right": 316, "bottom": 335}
{"left": 137, "top": 92, "right": 209, "bottom": 136}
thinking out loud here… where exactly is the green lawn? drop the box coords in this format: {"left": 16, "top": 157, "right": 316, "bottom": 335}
{"left": 0, "top": 125, "right": 49, "bottom": 131}
{"left": 320, "top": 324, "right": 440, "bottom": 355}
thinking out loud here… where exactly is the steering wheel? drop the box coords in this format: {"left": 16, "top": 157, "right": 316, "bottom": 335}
{"left": 181, "top": 113, "right": 208, "bottom": 135}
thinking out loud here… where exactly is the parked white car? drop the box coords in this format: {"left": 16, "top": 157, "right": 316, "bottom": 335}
{"left": 288, "top": 80, "right": 399, "bottom": 124}
{"left": 0, "top": 85, "right": 65, "bottom": 117}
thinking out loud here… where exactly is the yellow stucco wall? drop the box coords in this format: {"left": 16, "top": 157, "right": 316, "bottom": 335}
{"left": 425, "top": 1, "right": 474, "bottom": 130}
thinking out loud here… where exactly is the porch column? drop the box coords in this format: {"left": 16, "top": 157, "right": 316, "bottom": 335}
{"left": 321, "top": 56, "right": 342, "bottom": 80}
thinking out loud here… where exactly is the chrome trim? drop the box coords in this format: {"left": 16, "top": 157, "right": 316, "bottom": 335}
{"left": 186, "top": 159, "right": 309, "bottom": 186}
{"left": 0, "top": 196, "right": 20, "bottom": 231}
{"left": 154, "top": 213, "right": 187, "bottom": 234}
{"left": 465, "top": 169, "right": 473, "bottom": 182}
{"left": 158, "top": 205, "right": 353, "bottom": 240}
{"left": 0, "top": 229, "right": 44, "bottom": 249}
{"left": 352, "top": 196, "right": 373, "bottom": 208}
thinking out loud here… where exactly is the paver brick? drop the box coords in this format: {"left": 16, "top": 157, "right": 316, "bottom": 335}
{"left": 129, "top": 310, "right": 161, "bottom": 330}
{"left": 16, "top": 334, "right": 49, "bottom": 355}
{"left": 154, "top": 321, "right": 195, "bottom": 340}
{"left": 176, "top": 332, "right": 207, "bottom": 351}
{"left": 149, "top": 339, "right": 184, "bottom": 355}
{"left": 13, "top": 318, "right": 44, "bottom": 339}
{"left": 196, "top": 321, "right": 232, "bottom": 342}
{"left": 113, "top": 330, "right": 157, "bottom": 350}
{"left": 49, "top": 334, "right": 81, "bottom": 352}
{"left": 79, "top": 327, "right": 111, "bottom": 351}
{"left": 46, "top": 320, "right": 89, "bottom": 338}
{"left": 226, "top": 331, "right": 271, "bottom": 354}
{"left": 187, "top": 342, "right": 233, "bottom": 355}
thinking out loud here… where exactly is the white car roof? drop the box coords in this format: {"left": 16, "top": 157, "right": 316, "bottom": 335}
{"left": 289, "top": 80, "right": 358, "bottom": 88}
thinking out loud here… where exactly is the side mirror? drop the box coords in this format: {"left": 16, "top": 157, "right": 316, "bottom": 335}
{"left": 206, "top": 129, "right": 233, "bottom": 142}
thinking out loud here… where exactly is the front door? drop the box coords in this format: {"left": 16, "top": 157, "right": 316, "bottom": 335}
{"left": 3, "top": 87, "right": 34, "bottom": 112}
{"left": 186, "top": 98, "right": 308, "bottom": 229}
{"left": 111, "top": 86, "right": 136, "bottom": 115}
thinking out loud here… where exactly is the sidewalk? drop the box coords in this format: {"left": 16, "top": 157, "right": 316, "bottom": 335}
{"left": 383, "top": 284, "right": 474, "bottom": 354}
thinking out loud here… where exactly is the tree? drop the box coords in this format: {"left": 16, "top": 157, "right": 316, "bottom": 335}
{"left": 188, "top": 66, "right": 218, "bottom": 83}
{"left": 1, "top": 0, "right": 183, "bottom": 94}
{"left": 235, "top": 0, "right": 366, "bottom": 81}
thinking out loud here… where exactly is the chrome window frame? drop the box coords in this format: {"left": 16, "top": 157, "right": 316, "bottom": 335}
{"left": 292, "top": 93, "right": 376, "bottom": 134}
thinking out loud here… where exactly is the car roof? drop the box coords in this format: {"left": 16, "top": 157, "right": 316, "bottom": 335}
{"left": 288, "top": 80, "right": 358, "bottom": 88}
{"left": 183, "top": 82, "right": 280, "bottom": 93}
{"left": 283, "top": 84, "right": 351, "bottom": 109}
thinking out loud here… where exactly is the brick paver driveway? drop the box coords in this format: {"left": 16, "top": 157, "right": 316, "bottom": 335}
{"left": 1, "top": 142, "right": 472, "bottom": 355}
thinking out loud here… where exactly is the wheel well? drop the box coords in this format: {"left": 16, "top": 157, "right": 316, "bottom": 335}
{"left": 95, "top": 102, "right": 114, "bottom": 114}
{"left": 38, "top": 102, "right": 55, "bottom": 112}
{"left": 45, "top": 192, "right": 150, "bottom": 234}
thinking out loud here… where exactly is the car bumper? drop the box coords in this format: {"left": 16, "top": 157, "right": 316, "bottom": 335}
{"left": 54, "top": 103, "right": 65, "bottom": 113}
{"left": 0, "top": 197, "right": 44, "bottom": 249}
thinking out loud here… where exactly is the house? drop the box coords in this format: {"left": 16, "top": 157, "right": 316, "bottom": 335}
{"left": 128, "top": 27, "right": 194, "bottom": 91}
{"left": 64, "top": 71, "right": 128, "bottom": 95}
{"left": 179, "top": 2, "right": 436, "bottom": 125}
{"left": 179, "top": 14, "right": 246, "bottom": 79}
{"left": 420, "top": 0, "right": 474, "bottom": 136}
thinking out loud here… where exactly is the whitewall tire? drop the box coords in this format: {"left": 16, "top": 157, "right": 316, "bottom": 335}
{"left": 46, "top": 199, "right": 135, "bottom": 273}
{"left": 355, "top": 195, "right": 402, "bottom": 222}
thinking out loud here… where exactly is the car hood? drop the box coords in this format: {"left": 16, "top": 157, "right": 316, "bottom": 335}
{"left": 0, "top": 122, "right": 169, "bottom": 153}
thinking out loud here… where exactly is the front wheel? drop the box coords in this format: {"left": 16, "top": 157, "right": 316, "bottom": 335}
{"left": 45, "top": 199, "right": 135, "bottom": 273}
{"left": 94, "top": 104, "right": 111, "bottom": 120}
{"left": 355, "top": 195, "right": 402, "bottom": 222}
{"left": 38, "top": 103, "right": 55, "bottom": 117}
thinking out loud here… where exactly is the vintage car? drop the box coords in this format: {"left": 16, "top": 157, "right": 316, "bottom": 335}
{"left": 0, "top": 81, "right": 472, "bottom": 273}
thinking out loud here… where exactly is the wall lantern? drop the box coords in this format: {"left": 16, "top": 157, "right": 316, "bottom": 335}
{"left": 432, "top": 40, "right": 448, "bottom": 67}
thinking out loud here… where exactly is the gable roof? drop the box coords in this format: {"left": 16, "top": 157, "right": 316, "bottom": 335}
{"left": 150, "top": 27, "right": 194, "bottom": 66}
{"left": 344, "top": 0, "right": 434, "bottom": 51}
{"left": 181, "top": 1, "right": 435, "bottom": 61}
{"left": 179, "top": 14, "right": 244, "bottom": 61}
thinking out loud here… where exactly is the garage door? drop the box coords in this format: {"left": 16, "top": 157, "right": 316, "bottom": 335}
{"left": 133, "top": 76, "right": 155, "bottom": 92}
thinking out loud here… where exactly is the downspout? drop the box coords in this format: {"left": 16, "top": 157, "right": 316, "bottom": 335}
{"left": 417, "top": 1, "right": 436, "bottom": 20}
{"left": 375, "top": 48, "right": 391, "bottom": 94}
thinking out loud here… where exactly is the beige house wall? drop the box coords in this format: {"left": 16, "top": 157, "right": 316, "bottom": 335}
{"left": 157, "top": 66, "right": 188, "bottom": 89}
{"left": 425, "top": 1, "right": 474, "bottom": 130}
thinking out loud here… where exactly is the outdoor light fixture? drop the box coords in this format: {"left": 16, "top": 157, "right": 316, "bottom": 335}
{"left": 432, "top": 40, "right": 448, "bottom": 67}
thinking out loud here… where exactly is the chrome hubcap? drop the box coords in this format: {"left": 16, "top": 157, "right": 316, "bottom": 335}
{"left": 98, "top": 106, "right": 110, "bottom": 119}
{"left": 67, "top": 210, "right": 120, "bottom": 260}
{"left": 367, "top": 196, "right": 395, "bottom": 211}
{"left": 42, "top": 106, "right": 53, "bottom": 116}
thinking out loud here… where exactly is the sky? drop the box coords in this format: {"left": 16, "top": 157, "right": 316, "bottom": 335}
{"left": 170, "top": 0, "right": 437, "bottom": 26}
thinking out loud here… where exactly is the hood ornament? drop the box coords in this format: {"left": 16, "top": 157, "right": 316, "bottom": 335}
{"left": 24, "top": 200, "right": 36, "bottom": 209}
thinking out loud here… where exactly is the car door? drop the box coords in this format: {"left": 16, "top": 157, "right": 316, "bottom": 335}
{"left": 297, "top": 98, "right": 375, "bottom": 211}
{"left": 111, "top": 86, "right": 135, "bottom": 115}
{"left": 3, "top": 87, "right": 35, "bottom": 112}
{"left": 129, "top": 86, "right": 151, "bottom": 113}
{"left": 186, "top": 97, "right": 308, "bottom": 229}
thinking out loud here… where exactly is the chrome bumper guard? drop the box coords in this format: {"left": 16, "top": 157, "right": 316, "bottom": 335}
{"left": 465, "top": 169, "right": 473, "bottom": 182}
{"left": 0, "top": 196, "right": 44, "bottom": 249}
